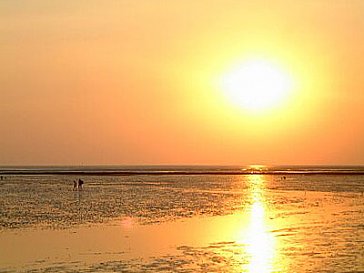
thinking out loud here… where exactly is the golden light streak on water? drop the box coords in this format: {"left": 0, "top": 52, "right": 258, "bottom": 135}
{"left": 244, "top": 175, "right": 276, "bottom": 273}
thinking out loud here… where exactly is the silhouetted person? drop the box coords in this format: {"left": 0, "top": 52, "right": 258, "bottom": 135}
{"left": 73, "top": 180, "right": 78, "bottom": 190}
{"left": 78, "top": 179, "right": 84, "bottom": 190}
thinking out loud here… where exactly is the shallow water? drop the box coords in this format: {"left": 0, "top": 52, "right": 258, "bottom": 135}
{"left": 1, "top": 174, "right": 364, "bottom": 272}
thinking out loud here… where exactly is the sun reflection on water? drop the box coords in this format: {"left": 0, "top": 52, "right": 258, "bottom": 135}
{"left": 244, "top": 175, "right": 275, "bottom": 273}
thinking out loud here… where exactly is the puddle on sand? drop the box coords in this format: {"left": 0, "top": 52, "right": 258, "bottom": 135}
{"left": 0, "top": 213, "right": 255, "bottom": 270}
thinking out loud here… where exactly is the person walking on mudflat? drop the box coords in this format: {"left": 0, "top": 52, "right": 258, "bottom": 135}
{"left": 78, "top": 178, "right": 84, "bottom": 190}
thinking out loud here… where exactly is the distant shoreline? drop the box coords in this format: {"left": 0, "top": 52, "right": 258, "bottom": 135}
{"left": 2, "top": 170, "right": 364, "bottom": 176}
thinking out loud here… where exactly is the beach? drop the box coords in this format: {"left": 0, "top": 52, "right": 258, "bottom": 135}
{"left": 1, "top": 171, "right": 364, "bottom": 272}
{"left": 3, "top": 0, "right": 364, "bottom": 271}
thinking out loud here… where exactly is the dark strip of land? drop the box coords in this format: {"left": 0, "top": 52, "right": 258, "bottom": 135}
{"left": 1, "top": 170, "right": 364, "bottom": 176}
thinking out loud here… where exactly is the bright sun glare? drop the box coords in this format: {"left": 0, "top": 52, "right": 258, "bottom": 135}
{"left": 221, "top": 59, "right": 293, "bottom": 113}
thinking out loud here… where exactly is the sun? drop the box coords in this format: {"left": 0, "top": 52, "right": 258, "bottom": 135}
{"left": 220, "top": 59, "right": 294, "bottom": 113}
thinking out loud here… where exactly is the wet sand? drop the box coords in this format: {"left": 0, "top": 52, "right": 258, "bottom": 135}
{"left": 1, "top": 174, "right": 364, "bottom": 272}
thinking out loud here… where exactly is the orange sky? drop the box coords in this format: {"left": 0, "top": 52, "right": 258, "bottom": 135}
{"left": 1, "top": 0, "right": 364, "bottom": 165}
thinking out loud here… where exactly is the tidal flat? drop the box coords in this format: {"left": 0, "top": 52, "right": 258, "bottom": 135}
{"left": 1, "top": 174, "right": 364, "bottom": 272}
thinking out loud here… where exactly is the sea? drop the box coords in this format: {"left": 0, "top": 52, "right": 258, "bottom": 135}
{"left": 0, "top": 165, "right": 364, "bottom": 272}
{"left": 2, "top": 164, "right": 364, "bottom": 175}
